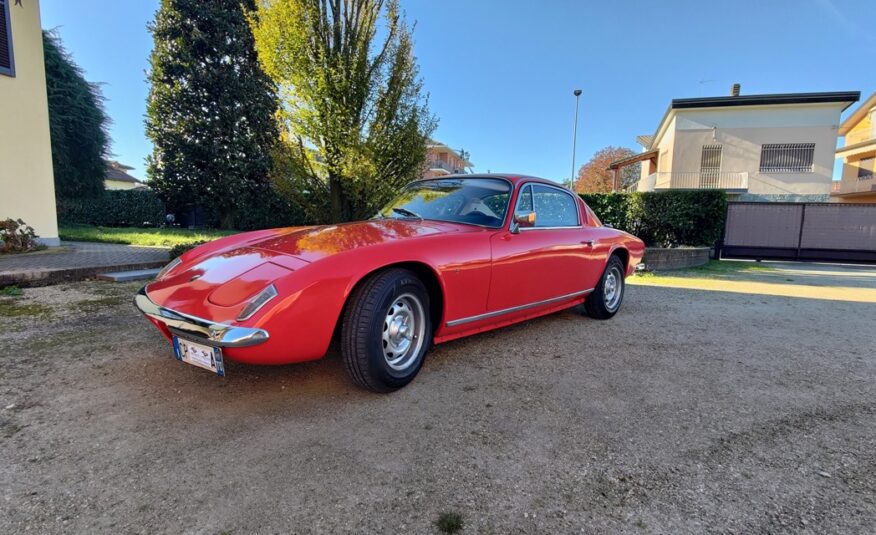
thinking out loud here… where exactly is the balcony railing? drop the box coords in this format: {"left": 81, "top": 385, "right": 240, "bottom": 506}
{"left": 831, "top": 175, "right": 876, "bottom": 194}
{"left": 428, "top": 160, "right": 466, "bottom": 174}
{"left": 642, "top": 172, "right": 749, "bottom": 192}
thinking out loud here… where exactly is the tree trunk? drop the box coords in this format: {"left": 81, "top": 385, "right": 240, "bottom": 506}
{"left": 219, "top": 208, "right": 235, "bottom": 230}
{"left": 329, "top": 174, "right": 344, "bottom": 223}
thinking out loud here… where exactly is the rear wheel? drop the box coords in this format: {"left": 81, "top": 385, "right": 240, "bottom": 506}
{"left": 341, "top": 268, "right": 432, "bottom": 392}
{"left": 584, "top": 255, "right": 626, "bottom": 320}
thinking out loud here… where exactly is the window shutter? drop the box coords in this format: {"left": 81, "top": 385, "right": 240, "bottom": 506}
{"left": 0, "top": 0, "right": 13, "bottom": 75}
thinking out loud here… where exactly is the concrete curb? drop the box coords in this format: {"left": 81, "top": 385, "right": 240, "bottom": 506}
{"left": 643, "top": 247, "right": 710, "bottom": 271}
{"left": 0, "top": 260, "right": 167, "bottom": 287}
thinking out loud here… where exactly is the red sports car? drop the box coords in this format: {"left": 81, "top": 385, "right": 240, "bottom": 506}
{"left": 135, "top": 175, "right": 644, "bottom": 391}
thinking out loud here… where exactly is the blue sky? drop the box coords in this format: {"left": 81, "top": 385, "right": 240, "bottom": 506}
{"left": 41, "top": 0, "right": 876, "bottom": 182}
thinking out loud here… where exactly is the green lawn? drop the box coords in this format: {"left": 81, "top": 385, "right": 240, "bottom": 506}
{"left": 641, "top": 259, "right": 774, "bottom": 277}
{"left": 59, "top": 225, "right": 237, "bottom": 248}
{"left": 632, "top": 259, "right": 776, "bottom": 283}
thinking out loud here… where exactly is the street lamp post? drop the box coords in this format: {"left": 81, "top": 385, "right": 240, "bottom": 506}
{"left": 571, "top": 89, "right": 582, "bottom": 189}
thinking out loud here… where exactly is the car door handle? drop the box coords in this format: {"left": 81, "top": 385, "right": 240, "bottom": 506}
{"left": 581, "top": 240, "right": 595, "bottom": 247}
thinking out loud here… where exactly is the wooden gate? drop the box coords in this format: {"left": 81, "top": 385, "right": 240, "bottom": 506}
{"left": 720, "top": 202, "right": 876, "bottom": 263}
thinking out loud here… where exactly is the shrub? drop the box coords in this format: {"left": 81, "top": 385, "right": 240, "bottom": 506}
{"left": 0, "top": 219, "right": 45, "bottom": 254}
{"left": 224, "top": 184, "right": 308, "bottom": 231}
{"left": 580, "top": 190, "right": 727, "bottom": 247}
{"left": 578, "top": 192, "right": 630, "bottom": 232}
{"left": 57, "top": 189, "right": 166, "bottom": 227}
{"left": 168, "top": 240, "right": 207, "bottom": 260}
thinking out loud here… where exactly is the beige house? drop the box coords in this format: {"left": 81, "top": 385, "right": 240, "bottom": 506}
{"left": 105, "top": 161, "right": 147, "bottom": 190}
{"left": 0, "top": 0, "right": 58, "bottom": 245}
{"left": 422, "top": 141, "right": 472, "bottom": 179}
{"left": 832, "top": 92, "right": 876, "bottom": 203}
{"left": 612, "top": 86, "right": 859, "bottom": 201}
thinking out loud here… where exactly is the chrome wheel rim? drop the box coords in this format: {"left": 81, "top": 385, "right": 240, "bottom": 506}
{"left": 603, "top": 266, "right": 624, "bottom": 312}
{"left": 382, "top": 293, "right": 426, "bottom": 371}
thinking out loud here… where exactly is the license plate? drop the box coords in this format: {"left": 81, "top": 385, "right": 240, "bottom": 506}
{"left": 173, "top": 337, "right": 225, "bottom": 377}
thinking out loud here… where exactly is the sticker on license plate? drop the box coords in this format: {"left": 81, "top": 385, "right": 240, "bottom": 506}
{"left": 173, "top": 337, "right": 225, "bottom": 377}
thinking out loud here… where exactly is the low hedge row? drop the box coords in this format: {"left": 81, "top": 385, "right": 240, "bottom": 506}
{"left": 57, "top": 189, "right": 166, "bottom": 227}
{"left": 56, "top": 186, "right": 726, "bottom": 247}
{"left": 579, "top": 190, "right": 727, "bottom": 247}
{"left": 57, "top": 187, "right": 308, "bottom": 230}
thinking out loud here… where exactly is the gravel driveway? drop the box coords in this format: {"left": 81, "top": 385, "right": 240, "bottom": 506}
{"left": 1, "top": 264, "right": 874, "bottom": 534}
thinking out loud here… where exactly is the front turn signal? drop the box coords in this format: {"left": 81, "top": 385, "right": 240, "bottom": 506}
{"left": 237, "top": 284, "right": 278, "bottom": 321}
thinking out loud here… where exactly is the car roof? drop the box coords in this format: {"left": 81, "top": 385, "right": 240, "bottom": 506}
{"left": 416, "top": 173, "right": 563, "bottom": 188}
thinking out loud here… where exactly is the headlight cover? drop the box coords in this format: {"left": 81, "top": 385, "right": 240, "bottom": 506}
{"left": 156, "top": 257, "right": 182, "bottom": 280}
{"left": 237, "top": 284, "right": 278, "bottom": 321}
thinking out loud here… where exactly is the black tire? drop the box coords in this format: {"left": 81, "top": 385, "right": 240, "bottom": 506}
{"left": 341, "top": 268, "right": 432, "bottom": 392}
{"left": 584, "top": 255, "right": 626, "bottom": 320}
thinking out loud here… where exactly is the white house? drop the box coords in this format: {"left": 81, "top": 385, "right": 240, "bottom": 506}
{"left": 610, "top": 86, "right": 860, "bottom": 201}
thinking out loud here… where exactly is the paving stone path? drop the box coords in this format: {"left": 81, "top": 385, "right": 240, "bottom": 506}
{"left": 0, "top": 241, "right": 169, "bottom": 286}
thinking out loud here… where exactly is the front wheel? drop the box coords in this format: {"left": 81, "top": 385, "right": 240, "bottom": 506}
{"left": 340, "top": 268, "right": 432, "bottom": 392}
{"left": 584, "top": 255, "right": 626, "bottom": 320}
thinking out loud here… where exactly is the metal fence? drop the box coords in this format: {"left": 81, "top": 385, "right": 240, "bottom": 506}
{"left": 720, "top": 202, "right": 876, "bottom": 263}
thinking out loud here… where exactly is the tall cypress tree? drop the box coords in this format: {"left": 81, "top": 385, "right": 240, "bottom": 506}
{"left": 43, "top": 30, "right": 110, "bottom": 199}
{"left": 146, "top": 0, "right": 278, "bottom": 228}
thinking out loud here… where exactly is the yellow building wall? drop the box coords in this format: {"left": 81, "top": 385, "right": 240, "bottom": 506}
{"left": 839, "top": 144, "right": 876, "bottom": 181}
{"left": 845, "top": 110, "right": 874, "bottom": 146}
{"left": 0, "top": 0, "right": 59, "bottom": 245}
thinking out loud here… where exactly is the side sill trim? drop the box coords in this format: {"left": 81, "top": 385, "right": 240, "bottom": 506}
{"left": 445, "top": 288, "right": 593, "bottom": 327}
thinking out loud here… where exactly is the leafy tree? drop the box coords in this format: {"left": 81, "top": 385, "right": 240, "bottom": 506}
{"left": 250, "top": 0, "right": 437, "bottom": 223}
{"left": 43, "top": 30, "right": 110, "bottom": 199}
{"left": 146, "top": 0, "right": 279, "bottom": 229}
{"left": 574, "top": 146, "right": 639, "bottom": 193}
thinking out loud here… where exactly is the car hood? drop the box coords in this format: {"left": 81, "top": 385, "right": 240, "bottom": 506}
{"left": 248, "top": 218, "right": 465, "bottom": 262}
{"left": 145, "top": 219, "right": 466, "bottom": 320}
{"left": 146, "top": 246, "right": 305, "bottom": 317}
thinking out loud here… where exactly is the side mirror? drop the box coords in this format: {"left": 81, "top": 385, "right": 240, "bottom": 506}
{"left": 510, "top": 211, "right": 536, "bottom": 234}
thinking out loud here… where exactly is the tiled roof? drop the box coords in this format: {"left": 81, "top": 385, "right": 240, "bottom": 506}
{"left": 105, "top": 161, "right": 142, "bottom": 183}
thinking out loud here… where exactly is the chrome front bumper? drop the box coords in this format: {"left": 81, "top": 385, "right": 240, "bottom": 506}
{"left": 134, "top": 287, "right": 269, "bottom": 348}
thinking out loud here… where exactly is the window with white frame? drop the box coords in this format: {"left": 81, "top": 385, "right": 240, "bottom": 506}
{"left": 0, "top": 0, "right": 13, "bottom": 77}
{"left": 759, "top": 143, "right": 815, "bottom": 173}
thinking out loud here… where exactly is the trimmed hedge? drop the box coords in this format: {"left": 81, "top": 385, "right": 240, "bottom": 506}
{"left": 58, "top": 190, "right": 166, "bottom": 227}
{"left": 57, "top": 187, "right": 307, "bottom": 230}
{"left": 579, "top": 190, "right": 727, "bottom": 247}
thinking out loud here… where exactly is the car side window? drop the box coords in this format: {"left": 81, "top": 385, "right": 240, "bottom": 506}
{"left": 532, "top": 185, "right": 579, "bottom": 227}
{"left": 514, "top": 185, "right": 533, "bottom": 215}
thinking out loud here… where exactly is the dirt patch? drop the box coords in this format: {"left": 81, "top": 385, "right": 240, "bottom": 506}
{"left": 1, "top": 271, "right": 874, "bottom": 533}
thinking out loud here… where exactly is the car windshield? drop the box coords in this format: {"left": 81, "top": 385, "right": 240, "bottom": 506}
{"left": 379, "top": 178, "right": 512, "bottom": 228}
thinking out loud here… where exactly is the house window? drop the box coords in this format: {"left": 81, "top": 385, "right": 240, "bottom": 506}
{"left": 858, "top": 157, "right": 874, "bottom": 180}
{"left": 0, "top": 0, "right": 13, "bottom": 77}
{"left": 759, "top": 143, "right": 815, "bottom": 173}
